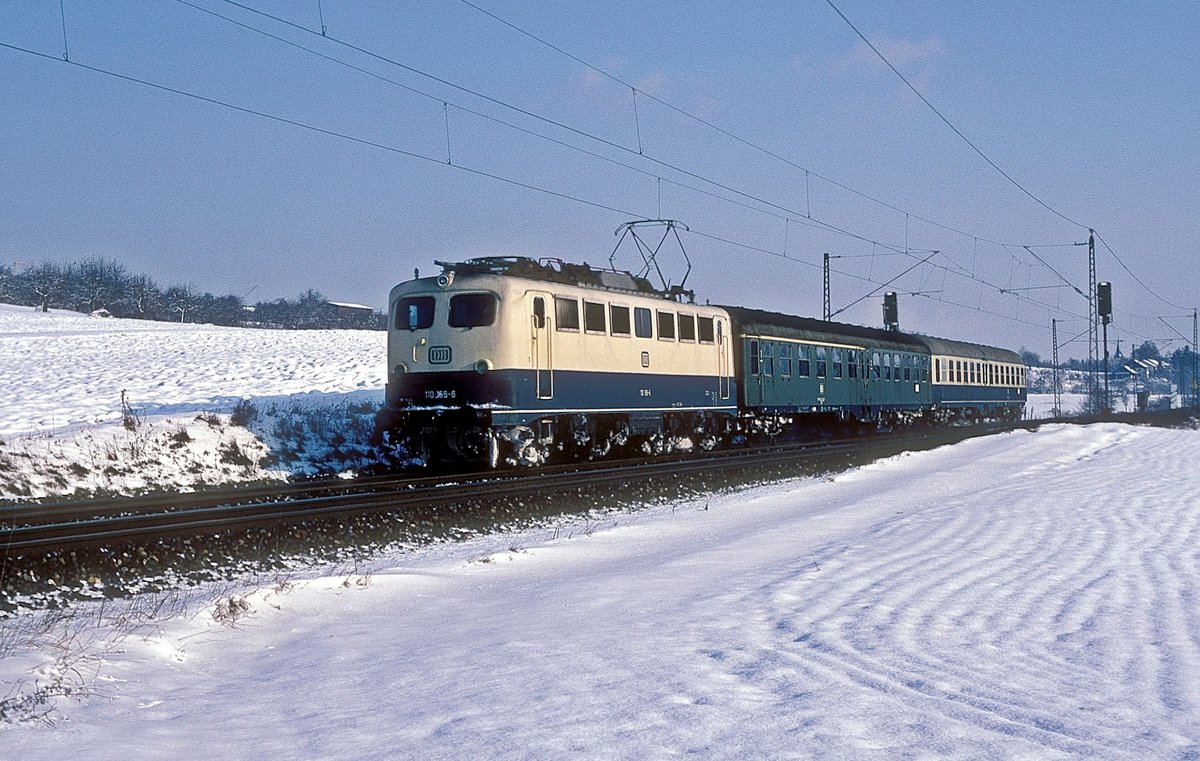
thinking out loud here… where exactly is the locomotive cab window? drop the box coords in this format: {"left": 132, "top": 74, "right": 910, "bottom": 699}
{"left": 697, "top": 317, "right": 715, "bottom": 343}
{"left": 448, "top": 293, "right": 496, "bottom": 328}
{"left": 396, "top": 296, "right": 435, "bottom": 331}
{"left": 610, "top": 305, "right": 631, "bottom": 336}
{"left": 555, "top": 297, "right": 580, "bottom": 331}
{"left": 583, "top": 301, "right": 606, "bottom": 334}
{"left": 634, "top": 307, "right": 653, "bottom": 338}
{"left": 657, "top": 311, "right": 676, "bottom": 341}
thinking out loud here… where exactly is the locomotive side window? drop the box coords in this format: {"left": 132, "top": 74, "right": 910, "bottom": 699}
{"left": 697, "top": 317, "right": 715, "bottom": 343}
{"left": 610, "top": 305, "right": 631, "bottom": 336}
{"left": 798, "top": 345, "right": 811, "bottom": 377}
{"left": 678, "top": 314, "right": 696, "bottom": 342}
{"left": 555, "top": 297, "right": 580, "bottom": 331}
{"left": 396, "top": 296, "right": 435, "bottom": 330}
{"left": 583, "top": 301, "right": 607, "bottom": 334}
{"left": 449, "top": 293, "right": 497, "bottom": 328}
{"left": 657, "top": 311, "right": 676, "bottom": 341}
{"left": 532, "top": 297, "right": 545, "bottom": 329}
{"left": 634, "top": 307, "right": 653, "bottom": 338}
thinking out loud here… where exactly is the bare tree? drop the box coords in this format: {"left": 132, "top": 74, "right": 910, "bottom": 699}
{"left": 70, "top": 256, "right": 129, "bottom": 313}
{"left": 21, "top": 262, "right": 67, "bottom": 312}
{"left": 165, "top": 284, "right": 199, "bottom": 323}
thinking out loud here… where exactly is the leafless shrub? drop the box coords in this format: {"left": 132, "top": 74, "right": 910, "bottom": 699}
{"left": 211, "top": 595, "right": 252, "bottom": 626}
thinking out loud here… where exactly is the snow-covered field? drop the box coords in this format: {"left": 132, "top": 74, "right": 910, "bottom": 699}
{"left": 3, "top": 304, "right": 1199, "bottom": 757}
{"left": 3, "top": 422, "right": 1199, "bottom": 758}
{"left": 0, "top": 304, "right": 387, "bottom": 498}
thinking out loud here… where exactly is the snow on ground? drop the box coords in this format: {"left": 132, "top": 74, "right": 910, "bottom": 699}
{"left": 3, "top": 422, "right": 1199, "bottom": 758}
{"left": 0, "top": 304, "right": 387, "bottom": 498}
{"left": 0, "top": 303, "right": 385, "bottom": 438}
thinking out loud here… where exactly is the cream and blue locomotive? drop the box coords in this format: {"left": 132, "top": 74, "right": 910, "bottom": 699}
{"left": 376, "top": 257, "right": 737, "bottom": 466}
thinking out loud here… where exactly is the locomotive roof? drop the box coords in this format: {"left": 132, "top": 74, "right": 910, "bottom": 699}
{"left": 721, "top": 305, "right": 1023, "bottom": 362}
{"left": 436, "top": 256, "right": 687, "bottom": 299}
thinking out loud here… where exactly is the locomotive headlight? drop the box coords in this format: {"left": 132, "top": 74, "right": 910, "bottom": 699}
{"left": 393, "top": 362, "right": 408, "bottom": 376}
{"left": 436, "top": 271, "right": 455, "bottom": 288}
{"left": 474, "top": 359, "right": 493, "bottom": 374}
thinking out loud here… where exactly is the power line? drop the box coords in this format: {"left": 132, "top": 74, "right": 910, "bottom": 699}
{"left": 455, "top": 0, "right": 1027, "bottom": 251}
{"left": 823, "top": 0, "right": 1090, "bottom": 233}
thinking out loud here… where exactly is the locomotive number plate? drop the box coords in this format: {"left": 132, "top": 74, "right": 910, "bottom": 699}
{"left": 429, "top": 346, "right": 452, "bottom": 364}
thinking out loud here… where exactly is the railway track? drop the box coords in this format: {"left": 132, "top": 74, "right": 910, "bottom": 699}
{"left": 2, "top": 408, "right": 1192, "bottom": 559}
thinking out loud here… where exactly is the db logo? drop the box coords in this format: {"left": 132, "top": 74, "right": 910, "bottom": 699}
{"left": 429, "top": 346, "right": 452, "bottom": 364}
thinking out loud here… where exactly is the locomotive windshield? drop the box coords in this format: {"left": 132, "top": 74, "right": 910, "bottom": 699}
{"left": 449, "top": 293, "right": 498, "bottom": 328}
{"left": 397, "top": 296, "right": 435, "bottom": 330}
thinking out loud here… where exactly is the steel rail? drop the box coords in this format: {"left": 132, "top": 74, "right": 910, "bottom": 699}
{"left": 3, "top": 409, "right": 1191, "bottom": 556}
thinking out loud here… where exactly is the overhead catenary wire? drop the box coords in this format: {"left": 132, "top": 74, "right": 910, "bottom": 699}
{"left": 9, "top": 5, "right": 1136, "bottom": 342}
{"left": 189, "top": 0, "right": 1092, "bottom": 322}
{"left": 0, "top": 35, "right": 1074, "bottom": 333}
{"left": 823, "top": 0, "right": 1090, "bottom": 234}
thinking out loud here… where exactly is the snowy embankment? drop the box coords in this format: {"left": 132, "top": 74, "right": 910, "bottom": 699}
{"left": 0, "top": 304, "right": 386, "bottom": 498}
{"left": 3, "top": 422, "right": 1199, "bottom": 758}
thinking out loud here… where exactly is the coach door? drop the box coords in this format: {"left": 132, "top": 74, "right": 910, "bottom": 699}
{"left": 717, "top": 319, "right": 730, "bottom": 400}
{"left": 531, "top": 294, "right": 553, "bottom": 399}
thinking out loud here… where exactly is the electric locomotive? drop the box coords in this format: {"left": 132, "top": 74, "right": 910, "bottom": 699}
{"left": 376, "top": 256, "right": 737, "bottom": 466}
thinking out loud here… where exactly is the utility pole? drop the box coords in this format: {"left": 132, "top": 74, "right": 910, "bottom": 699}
{"left": 1087, "top": 230, "right": 1098, "bottom": 414}
{"left": 823, "top": 253, "right": 831, "bottom": 321}
{"left": 1194, "top": 309, "right": 1198, "bottom": 409}
{"left": 1052, "top": 319, "right": 1061, "bottom": 418}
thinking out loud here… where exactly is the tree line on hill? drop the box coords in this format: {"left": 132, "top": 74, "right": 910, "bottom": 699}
{"left": 0, "top": 257, "right": 384, "bottom": 330}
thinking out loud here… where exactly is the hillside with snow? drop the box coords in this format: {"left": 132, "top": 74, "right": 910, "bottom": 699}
{"left": 0, "top": 304, "right": 387, "bottom": 499}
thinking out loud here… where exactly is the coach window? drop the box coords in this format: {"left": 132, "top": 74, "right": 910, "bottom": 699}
{"left": 610, "top": 305, "right": 631, "bottom": 336}
{"left": 634, "top": 307, "right": 653, "bottom": 338}
{"left": 872, "top": 352, "right": 882, "bottom": 380}
{"left": 762, "top": 342, "right": 774, "bottom": 375}
{"left": 749, "top": 339, "right": 760, "bottom": 375}
{"left": 657, "top": 311, "right": 676, "bottom": 341}
{"left": 798, "top": 345, "right": 811, "bottom": 377}
{"left": 583, "top": 301, "right": 607, "bottom": 334}
{"left": 832, "top": 348, "right": 843, "bottom": 379}
{"left": 555, "top": 297, "right": 580, "bottom": 332}
{"left": 848, "top": 349, "right": 858, "bottom": 380}
{"left": 697, "top": 316, "right": 715, "bottom": 343}
{"left": 780, "top": 344, "right": 792, "bottom": 377}
{"left": 396, "top": 296, "right": 435, "bottom": 330}
{"left": 448, "top": 293, "right": 497, "bottom": 328}
{"left": 678, "top": 314, "right": 697, "bottom": 342}
{"left": 816, "top": 346, "right": 828, "bottom": 378}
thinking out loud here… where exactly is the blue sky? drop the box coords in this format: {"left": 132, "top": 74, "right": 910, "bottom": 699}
{"left": 2, "top": 1, "right": 1196, "bottom": 358}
